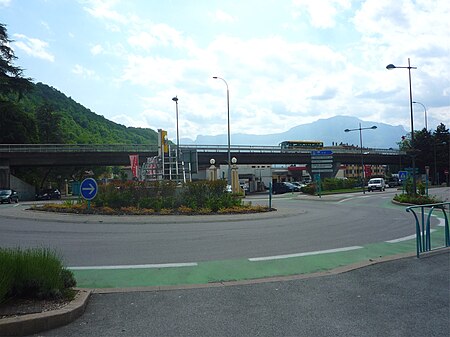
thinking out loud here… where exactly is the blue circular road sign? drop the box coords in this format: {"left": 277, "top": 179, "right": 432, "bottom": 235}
{"left": 80, "top": 178, "right": 98, "bottom": 201}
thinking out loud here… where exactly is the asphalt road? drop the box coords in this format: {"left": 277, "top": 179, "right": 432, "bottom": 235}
{"left": 32, "top": 250, "right": 450, "bottom": 337}
{"left": 0, "top": 189, "right": 424, "bottom": 267}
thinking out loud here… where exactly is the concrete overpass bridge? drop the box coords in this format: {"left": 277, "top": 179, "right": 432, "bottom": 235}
{"left": 0, "top": 144, "right": 408, "bottom": 187}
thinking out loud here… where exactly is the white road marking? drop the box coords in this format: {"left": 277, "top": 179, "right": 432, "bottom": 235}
{"left": 386, "top": 229, "right": 437, "bottom": 243}
{"left": 338, "top": 195, "right": 372, "bottom": 203}
{"left": 248, "top": 246, "right": 363, "bottom": 262}
{"left": 68, "top": 262, "right": 198, "bottom": 270}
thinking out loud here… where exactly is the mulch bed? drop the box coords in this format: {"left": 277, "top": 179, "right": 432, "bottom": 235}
{"left": 0, "top": 296, "right": 73, "bottom": 319}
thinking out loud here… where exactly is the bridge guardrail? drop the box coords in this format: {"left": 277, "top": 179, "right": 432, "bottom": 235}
{"left": 0, "top": 144, "right": 405, "bottom": 155}
{"left": 0, "top": 144, "right": 158, "bottom": 152}
{"left": 406, "top": 202, "right": 450, "bottom": 257}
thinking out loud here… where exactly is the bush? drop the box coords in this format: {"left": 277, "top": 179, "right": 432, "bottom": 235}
{"left": 393, "top": 193, "right": 441, "bottom": 205}
{"left": 301, "top": 184, "right": 316, "bottom": 195}
{"left": 181, "top": 180, "right": 241, "bottom": 211}
{"left": 35, "top": 180, "right": 255, "bottom": 215}
{"left": 94, "top": 181, "right": 177, "bottom": 210}
{"left": 0, "top": 248, "right": 76, "bottom": 304}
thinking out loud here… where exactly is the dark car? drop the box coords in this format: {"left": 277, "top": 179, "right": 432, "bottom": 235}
{"left": 0, "top": 189, "right": 19, "bottom": 203}
{"left": 36, "top": 188, "right": 61, "bottom": 200}
{"left": 387, "top": 177, "right": 401, "bottom": 187}
{"left": 272, "top": 182, "right": 296, "bottom": 194}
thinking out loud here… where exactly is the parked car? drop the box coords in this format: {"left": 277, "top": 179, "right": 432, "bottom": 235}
{"left": 284, "top": 182, "right": 301, "bottom": 192}
{"left": 0, "top": 189, "right": 19, "bottom": 203}
{"left": 367, "top": 178, "right": 386, "bottom": 192}
{"left": 387, "top": 177, "right": 401, "bottom": 187}
{"left": 36, "top": 188, "right": 61, "bottom": 200}
{"left": 291, "top": 181, "right": 306, "bottom": 189}
{"left": 272, "top": 182, "right": 297, "bottom": 194}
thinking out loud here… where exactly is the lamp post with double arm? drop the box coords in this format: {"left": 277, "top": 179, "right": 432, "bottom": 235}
{"left": 172, "top": 96, "right": 180, "bottom": 181}
{"left": 212, "top": 76, "right": 231, "bottom": 184}
{"left": 344, "top": 124, "right": 377, "bottom": 194}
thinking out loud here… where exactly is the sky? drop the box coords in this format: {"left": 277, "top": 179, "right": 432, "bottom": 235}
{"left": 1, "top": 0, "right": 449, "bottom": 144}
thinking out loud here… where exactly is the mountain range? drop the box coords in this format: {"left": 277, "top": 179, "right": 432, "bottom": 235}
{"left": 181, "top": 115, "right": 408, "bottom": 149}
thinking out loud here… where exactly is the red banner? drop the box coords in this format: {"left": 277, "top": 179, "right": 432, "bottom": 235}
{"left": 129, "top": 154, "right": 139, "bottom": 178}
{"left": 364, "top": 165, "right": 372, "bottom": 177}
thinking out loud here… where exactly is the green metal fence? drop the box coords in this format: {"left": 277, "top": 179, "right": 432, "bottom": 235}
{"left": 406, "top": 202, "right": 450, "bottom": 257}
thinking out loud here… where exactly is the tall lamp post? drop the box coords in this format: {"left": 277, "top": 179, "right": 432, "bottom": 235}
{"left": 212, "top": 76, "right": 231, "bottom": 184}
{"left": 344, "top": 123, "right": 377, "bottom": 194}
{"left": 172, "top": 96, "right": 180, "bottom": 180}
{"left": 413, "top": 101, "right": 427, "bottom": 130}
{"left": 386, "top": 58, "right": 417, "bottom": 195}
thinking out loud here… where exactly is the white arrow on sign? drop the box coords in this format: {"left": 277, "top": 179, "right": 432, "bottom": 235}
{"left": 82, "top": 183, "right": 96, "bottom": 195}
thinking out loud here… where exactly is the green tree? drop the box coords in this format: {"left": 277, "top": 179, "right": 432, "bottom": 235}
{"left": 433, "top": 123, "right": 450, "bottom": 185}
{"left": 413, "top": 128, "right": 433, "bottom": 174}
{"left": 0, "top": 101, "right": 37, "bottom": 143}
{"left": 36, "top": 103, "right": 65, "bottom": 143}
{"left": 0, "top": 23, "right": 32, "bottom": 100}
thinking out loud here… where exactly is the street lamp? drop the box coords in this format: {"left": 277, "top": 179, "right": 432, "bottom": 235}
{"left": 212, "top": 76, "right": 231, "bottom": 184}
{"left": 386, "top": 58, "right": 418, "bottom": 195}
{"left": 412, "top": 101, "right": 427, "bottom": 130}
{"left": 172, "top": 96, "right": 180, "bottom": 180}
{"left": 344, "top": 124, "right": 377, "bottom": 194}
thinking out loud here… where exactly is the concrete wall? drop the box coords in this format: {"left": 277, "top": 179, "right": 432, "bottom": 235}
{"left": 10, "top": 175, "right": 36, "bottom": 201}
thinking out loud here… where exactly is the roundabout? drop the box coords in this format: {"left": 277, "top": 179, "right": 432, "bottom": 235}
{"left": 0, "top": 188, "right": 448, "bottom": 289}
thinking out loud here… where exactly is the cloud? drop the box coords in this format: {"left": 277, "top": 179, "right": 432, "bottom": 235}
{"left": 81, "top": 0, "right": 128, "bottom": 25}
{"left": 292, "top": 0, "right": 351, "bottom": 28}
{"left": 0, "top": 0, "right": 11, "bottom": 7}
{"left": 12, "top": 34, "right": 55, "bottom": 62}
{"left": 90, "top": 44, "right": 104, "bottom": 55}
{"left": 72, "top": 64, "right": 97, "bottom": 79}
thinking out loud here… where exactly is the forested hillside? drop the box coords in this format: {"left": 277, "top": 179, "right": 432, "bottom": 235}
{"left": 1, "top": 82, "right": 158, "bottom": 144}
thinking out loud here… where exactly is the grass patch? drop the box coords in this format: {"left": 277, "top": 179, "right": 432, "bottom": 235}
{"left": 0, "top": 248, "right": 76, "bottom": 304}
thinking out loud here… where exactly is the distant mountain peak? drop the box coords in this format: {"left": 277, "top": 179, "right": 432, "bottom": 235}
{"left": 185, "top": 115, "right": 407, "bottom": 149}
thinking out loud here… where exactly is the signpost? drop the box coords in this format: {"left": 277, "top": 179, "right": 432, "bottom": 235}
{"left": 398, "top": 170, "right": 409, "bottom": 194}
{"left": 311, "top": 150, "right": 334, "bottom": 174}
{"left": 80, "top": 178, "right": 98, "bottom": 209}
{"left": 398, "top": 171, "right": 408, "bottom": 181}
{"left": 311, "top": 151, "right": 333, "bottom": 197}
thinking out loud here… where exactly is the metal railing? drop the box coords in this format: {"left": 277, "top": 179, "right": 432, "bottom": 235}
{"left": 0, "top": 144, "right": 405, "bottom": 155}
{"left": 406, "top": 202, "right": 450, "bottom": 257}
{"left": 0, "top": 144, "right": 158, "bottom": 152}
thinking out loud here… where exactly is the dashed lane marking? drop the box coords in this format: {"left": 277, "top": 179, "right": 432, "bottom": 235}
{"left": 385, "top": 229, "right": 437, "bottom": 243}
{"left": 248, "top": 246, "right": 363, "bottom": 262}
{"left": 68, "top": 262, "right": 198, "bottom": 270}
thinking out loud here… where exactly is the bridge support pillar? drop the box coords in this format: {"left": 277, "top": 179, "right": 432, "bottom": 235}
{"left": 0, "top": 159, "right": 11, "bottom": 189}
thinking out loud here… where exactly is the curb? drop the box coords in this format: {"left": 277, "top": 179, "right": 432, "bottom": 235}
{"left": 0, "top": 289, "right": 91, "bottom": 337}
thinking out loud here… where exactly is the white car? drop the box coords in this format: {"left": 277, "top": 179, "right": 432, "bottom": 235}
{"left": 367, "top": 178, "right": 386, "bottom": 192}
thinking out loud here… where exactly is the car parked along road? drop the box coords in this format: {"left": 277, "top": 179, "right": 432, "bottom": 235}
{"left": 0, "top": 189, "right": 19, "bottom": 203}
{"left": 36, "top": 188, "right": 62, "bottom": 200}
{"left": 367, "top": 178, "right": 386, "bottom": 192}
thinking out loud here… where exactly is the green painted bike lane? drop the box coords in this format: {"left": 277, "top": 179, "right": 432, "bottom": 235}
{"left": 72, "top": 223, "right": 448, "bottom": 289}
